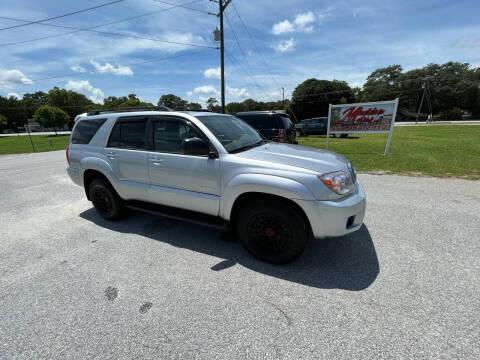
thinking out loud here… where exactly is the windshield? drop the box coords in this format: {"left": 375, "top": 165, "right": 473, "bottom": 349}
{"left": 195, "top": 115, "right": 264, "bottom": 153}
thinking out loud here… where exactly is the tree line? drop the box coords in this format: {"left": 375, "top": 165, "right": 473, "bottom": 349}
{"left": 1, "top": 61, "right": 478, "bottom": 132}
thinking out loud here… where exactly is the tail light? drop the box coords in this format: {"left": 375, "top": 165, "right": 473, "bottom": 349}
{"left": 66, "top": 143, "right": 70, "bottom": 165}
{"left": 278, "top": 129, "right": 285, "bottom": 143}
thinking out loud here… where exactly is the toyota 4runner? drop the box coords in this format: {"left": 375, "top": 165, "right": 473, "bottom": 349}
{"left": 66, "top": 107, "right": 366, "bottom": 264}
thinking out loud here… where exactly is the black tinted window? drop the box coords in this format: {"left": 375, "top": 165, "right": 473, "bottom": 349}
{"left": 238, "top": 115, "right": 279, "bottom": 129}
{"left": 107, "top": 119, "right": 146, "bottom": 150}
{"left": 153, "top": 120, "right": 201, "bottom": 153}
{"left": 71, "top": 118, "right": 106, "bottom": 144}
{"left": 280, "top": 116, "right": 293, "bottom": 129}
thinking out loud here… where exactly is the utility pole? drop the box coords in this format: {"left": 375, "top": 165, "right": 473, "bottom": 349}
{"left": 281, "top": 87, "right": 285, "bottom": 110}
{"left": 415, "top": 78, "right": 433, "bottom": 124}
{"left": 214, "top": 0, "right": 231, "bottom": 114}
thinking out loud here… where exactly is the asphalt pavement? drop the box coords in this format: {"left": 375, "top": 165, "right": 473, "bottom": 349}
{"left": 0, "top": 150, "right": 479, "bottom": 359}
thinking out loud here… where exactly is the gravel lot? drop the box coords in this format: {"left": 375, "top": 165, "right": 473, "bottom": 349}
{"left": 1, "top": 150, "right": 479, "bottom": 359}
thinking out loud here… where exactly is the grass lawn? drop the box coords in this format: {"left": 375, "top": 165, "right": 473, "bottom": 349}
{"left": 0, "top": 134, "right": 70, "bottom": 155}
{"left": 1, "top": 126, "right": 478, "bottom": 179}
{"left": 298, "top": 125, "right": 480, "bottom": 180}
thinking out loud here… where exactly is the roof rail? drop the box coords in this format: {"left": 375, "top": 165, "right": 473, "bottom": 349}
{"left": 179, "top": 109, "right": 212, "bottom": 113}
{"left": 87, "top": 106, "right": 171, "bottom": 116}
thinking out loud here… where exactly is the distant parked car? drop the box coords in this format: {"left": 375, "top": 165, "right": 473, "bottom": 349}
{"left": 235, "top": 111, "right": 297, "bottom": 144}
{"left": 298, "top": 117, "right": 348, "bottom": 138}
{"left": 303, "top": 117, "right": 328, "bottom": 135}
{"left": 2, "top": 129, "right": 14, "bottom": 134}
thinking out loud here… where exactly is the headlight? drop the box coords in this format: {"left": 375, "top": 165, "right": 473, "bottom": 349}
{"left": 318, "top": 171, "right": 355, "bottom": 195}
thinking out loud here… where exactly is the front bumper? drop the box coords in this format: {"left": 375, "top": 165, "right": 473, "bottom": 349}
{"left": 296, "top": 180, "right": 366, "bottom": 239}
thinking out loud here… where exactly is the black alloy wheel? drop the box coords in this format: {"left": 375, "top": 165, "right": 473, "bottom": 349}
{"left": 237, "top": 201, "right": 308, "bottom": 264}
{"left": 89, "top": 178, "right": 124, "bottom": 220}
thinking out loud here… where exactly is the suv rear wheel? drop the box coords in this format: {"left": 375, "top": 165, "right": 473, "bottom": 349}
{"left": 236, "top": 200, "right": 308, "bottom": 264}
{"left": 89, "top": 178, "right": 124, "bottom": 220}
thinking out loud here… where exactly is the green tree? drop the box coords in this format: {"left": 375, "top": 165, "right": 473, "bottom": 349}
{"left": 206, "top": 98, "right": 221, "bottom": 112}
{"left": 185, "top": 102, "right": 202, "bottom": 110}
{"left": 0, "top": 95, "right": 24, "bottom": 129}
{"left": 290, "top": 79, "right": 354, "bottom": 120}
{"left": 22, "top": 91, "right": 48, "bottom": 119}
{"left": 33, "top": 105, "right": 70, "bottom": 135}
{"left": 47, "top": 87, "right": 93, "bottom": 128}
{"left": 158, "top": 94, "right": 188, "bottom": 110}
{"left": 0, "top": 114, "right": 7, "bottom": 131}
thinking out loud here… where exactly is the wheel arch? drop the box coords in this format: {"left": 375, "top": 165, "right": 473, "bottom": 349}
{"left": 220, "top": 174, "right": 314, "bottom": 233}
{"left": 81, "top": 157, "right": 119, "bottom": 201}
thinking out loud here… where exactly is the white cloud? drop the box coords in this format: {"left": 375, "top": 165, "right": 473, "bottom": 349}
{"left": 204, "top": 67, "right": 222, "bottom": 79}
{"left": 272, "top": 11, "right": 317, "bottom": 35}
{"left": 272, "top": 38, "right": 295, "bottom": 53}
{"left": 0, "top": 69, "right": 32, "bottom": 90}
{"left": 7, "top": 92, "right": 20, "bottom": 99}
{"left": 272, "top": 19, "right": 295, "bottom": 35}
{"left": 89, "top": 60, "right": 133, "bottom": 76}
{"left": 70, "top": 64, "right": 86, "bottom": 73}
{"left": 186, "top": 91, "right": 193, "bottom": 96}
{"left": 65, "top": 80, "right": 104, "bottom": 104}
{"left": 294, "top": 11, "right": 315, "bottom": 31}
{"left": 193, "top": 85, "right": 219, "bottom": 96}
{"left": 227, "top": 86, "right": 249, "bottom": 98}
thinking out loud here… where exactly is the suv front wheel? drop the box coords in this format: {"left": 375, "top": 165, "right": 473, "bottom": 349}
{"left": 236, "top": 200, "right": 308, "bottom": 264}
{"left": 89, "top": 178, "right": 124, "bottom": 220}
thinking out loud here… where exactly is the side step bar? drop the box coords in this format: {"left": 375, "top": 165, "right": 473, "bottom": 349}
{"left": 124, "top": 200, "right": 229, "bottom": 231}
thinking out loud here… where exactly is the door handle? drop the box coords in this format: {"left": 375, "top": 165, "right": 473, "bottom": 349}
{"left": 106, "top": 151, "right": 116, "bottom": 159}
{"left": 149, "top": 157, "right": 164, "bottom": 165}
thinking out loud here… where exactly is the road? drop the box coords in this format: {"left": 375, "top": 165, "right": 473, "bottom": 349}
{"left": 1, "top": 151, "right": 479, "bottom": 359}
{"left": 0, "top": 131, "right": 71, "bottom": 137}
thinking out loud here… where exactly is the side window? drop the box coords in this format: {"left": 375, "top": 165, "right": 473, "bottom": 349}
{"left": 71, "top": 118, "right": 106, "bottom": 144}
{"left": 107, "top": 118, "right": 146, "bottom": 150}
{"left": 153, "top": 120, "right": 202, "bottom": 154}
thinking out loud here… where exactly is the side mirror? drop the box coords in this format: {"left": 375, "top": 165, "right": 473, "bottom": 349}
{"left": 181, "top": 137, "right": 210, "bottom": 156}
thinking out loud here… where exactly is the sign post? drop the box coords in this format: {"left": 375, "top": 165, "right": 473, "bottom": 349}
{"left": 326, "top": 98, "right": 399, "bottom": 155}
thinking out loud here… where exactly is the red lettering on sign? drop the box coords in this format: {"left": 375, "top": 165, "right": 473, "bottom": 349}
{"left": 339, "top": 106, "right": 385, "bottom": 125}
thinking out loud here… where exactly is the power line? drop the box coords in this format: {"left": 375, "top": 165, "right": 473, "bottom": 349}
{"left": 223, "top": 13, "right": 264, "bottom": 91}
{"left": 224, "top": 50, "right": 258, "bottom": 97}
{"left": 0, "top": 0, "right": 206, "bottom": 48}
{"left": 0, "top": 15, "right": 217, "bottom": 49}
{"left": 230, "top": 2, "right": 282, "bottom": 91}
{"left": 0, "top": 0, "right": 126, "bottom": 31}
{"left": 152, "top": 0, "right": 215, "bottom": 15}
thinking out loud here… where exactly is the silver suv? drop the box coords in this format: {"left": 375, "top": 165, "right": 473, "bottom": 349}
{"left": 66, "top": 107, "right": 366, "bottom": 263}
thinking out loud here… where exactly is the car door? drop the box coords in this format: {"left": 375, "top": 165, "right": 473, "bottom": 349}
{"left": 104, "top": 116, "right": 149, "bottom": 201}
{"left": 147, "top": 116, "right": 221, "bottom": 216}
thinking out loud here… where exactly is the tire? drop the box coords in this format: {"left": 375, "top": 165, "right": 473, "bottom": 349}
{"left": 236, "top": 200, "right": 308, "bottom": 264}
{"left": 89, "top": 178, "right": 124, "bottom": 220}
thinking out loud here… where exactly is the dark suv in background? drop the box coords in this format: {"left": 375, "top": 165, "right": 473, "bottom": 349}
{"left": 235, "top": 111, "right": 297, "bottom": 144}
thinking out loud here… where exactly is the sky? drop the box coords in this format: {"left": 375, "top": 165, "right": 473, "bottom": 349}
{"left": 0, "top": 0, "right": 479, "bottom": 107}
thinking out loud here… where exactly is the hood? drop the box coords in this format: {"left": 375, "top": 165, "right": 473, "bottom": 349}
{"left": 234, "top": 142, "right": 350, "bottom": 174}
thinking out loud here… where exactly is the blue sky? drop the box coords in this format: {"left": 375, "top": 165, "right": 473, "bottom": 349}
{"left": 0, "top": 0, "right": 479, "bottom": 106}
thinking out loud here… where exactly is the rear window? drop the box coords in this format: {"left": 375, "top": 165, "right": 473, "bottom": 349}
{"left": 237, "top": 114, "right": 279, "bottom": 129}
{"left": 280, "top": 116, "right": 293, "bottom": 129}
{"left": 71, "top": 118, "right": 106, "bottom": 144}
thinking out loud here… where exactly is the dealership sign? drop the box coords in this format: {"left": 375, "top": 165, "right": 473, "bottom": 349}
{"left": 326, "top": 98, "right": 399, "bottom": 155}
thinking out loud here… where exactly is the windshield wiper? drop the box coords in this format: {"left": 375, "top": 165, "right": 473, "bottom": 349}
{"left": 230, "top": 140, "right": 267, "bottom": 153}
